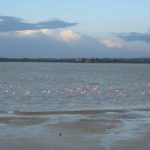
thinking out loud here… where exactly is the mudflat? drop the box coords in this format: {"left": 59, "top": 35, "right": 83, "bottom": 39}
{"left": 0, "top": 108, "right": 150, "bottom": 150}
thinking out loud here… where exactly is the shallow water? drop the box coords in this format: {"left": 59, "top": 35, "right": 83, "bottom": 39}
{"left": 0, "top": 62, "right": 150, "bottom": 112}
{"left": 0, "top": 62, "right": 150, "bottom": 150}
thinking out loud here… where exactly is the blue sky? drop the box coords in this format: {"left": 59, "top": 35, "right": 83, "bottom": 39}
{"left": 0, "top": 0, "right": 150, "bottom": 58}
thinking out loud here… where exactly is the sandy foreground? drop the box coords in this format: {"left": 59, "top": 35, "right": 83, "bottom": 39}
{"left": 0, "top": 108, "right": 150, "bottom": 150}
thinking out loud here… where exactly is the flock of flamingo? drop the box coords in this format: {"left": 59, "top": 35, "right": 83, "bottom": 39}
{"left": 0, "top": 82, "right": 150, "bottom": 98}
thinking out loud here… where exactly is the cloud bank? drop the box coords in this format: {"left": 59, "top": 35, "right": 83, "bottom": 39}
{"left": 0, "top": 31, "right": 148, "bottom": 58}
{"left": 0, "top": 16, "right": 78, "bottom": 32}
{"left": 0, "top": 16, "right": 150, "bottom": 58}
{"left": 115, "top": 31, "right": 150, "bottom": 43}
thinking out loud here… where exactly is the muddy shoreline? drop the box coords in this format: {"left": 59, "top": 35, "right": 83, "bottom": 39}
{"left": 0, "top": 108, "right": 150, "bottom": 150}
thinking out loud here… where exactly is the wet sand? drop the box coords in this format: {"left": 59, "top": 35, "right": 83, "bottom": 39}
{"left": 0, "top": 108, "right": 150, "bottom": 150}
{"left": 112, "top": 132, "right": 150, "bottom": 150}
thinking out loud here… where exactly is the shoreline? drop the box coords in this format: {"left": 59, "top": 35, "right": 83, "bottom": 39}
{"left": 0, "top": 58, "right": 150, "bottom": 64}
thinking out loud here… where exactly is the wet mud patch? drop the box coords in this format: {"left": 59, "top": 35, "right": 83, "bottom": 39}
{"left": 14, "top": 109, "right": 128, "bottom": 116}
{"left": 47, "top": 119, "right": 121, "bottom": 134}
{"left": 0, "top": 117, "right": 47, "bottom": 126}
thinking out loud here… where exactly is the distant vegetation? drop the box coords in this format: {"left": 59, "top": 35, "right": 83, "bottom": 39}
{"left": 0, "top": 58, "right": 150, "bottom": 63}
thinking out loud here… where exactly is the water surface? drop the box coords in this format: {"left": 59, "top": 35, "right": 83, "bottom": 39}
{"left": 0, "top": 63, "right": 150, "bottom": 112}
{"left": 1, "top": 63, "right": 150, "bottom": 150}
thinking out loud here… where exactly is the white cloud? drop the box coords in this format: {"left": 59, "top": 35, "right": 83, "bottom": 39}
{"left": 40, "top": 29, "right": 55, "bottom": 37}
{"left": 16, "top": 30, "right": 39, "bottom": 36}
{"left": 16, "top": 29, "right": 81, "bottom": 42}
{"left": 101, "top": 38, "right": 122, "bottom": 48}
{"left": 59, "top": 30, "right": 80, "bottom": 42}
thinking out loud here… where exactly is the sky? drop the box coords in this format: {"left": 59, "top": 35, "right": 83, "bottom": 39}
{"left": 0, "top": 0, "right": 150, "bottom": 58}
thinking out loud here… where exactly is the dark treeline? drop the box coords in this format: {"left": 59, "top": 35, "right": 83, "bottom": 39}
{"left": 0, "top": 58, "right": 150, "bottom": 63}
